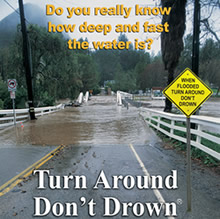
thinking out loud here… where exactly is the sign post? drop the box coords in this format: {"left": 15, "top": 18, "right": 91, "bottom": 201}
{"left": 163, "top": 68, "right": 213, "bottom": 212}
{"left": 8, "top": 79, "right": 17, "bottom": 126}
{"left": 186, "top": 117, "right": 191, "bottom": 211}
{"left": 11, "top": 92, "right": 16, "bottom": 126}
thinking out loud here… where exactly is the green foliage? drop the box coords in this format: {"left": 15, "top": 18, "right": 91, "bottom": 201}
{"left": 113, "top": 63, "right": 136, "bottom": 92}
{"left": 137, "top": 56, "right": 166, "bottom": 90}
{"left": 199, "top": 39, "right": 220, "bottom": 88}
{"left": 92, "top": 85, "right": 101, "bottom": 95}
{"left": 154, "top": 120, "right": 220, "bottom": 166}
{"left": 93, "top": 49, "right": 119, "bottom": 85}
{"left": 0, "top": 78, "right": 9, "bottom": 109}
{"left": 0, "top": 25, "right": 100, "bottom": 108}
{"left": 14, "top": 86, "right": 27, "bottom": 109}
{"left": 78, "top": 53, "right": 99, "bottom": 93}
{"left": 0, "top": 26, "right": 219, "bottom": 110}
{"left": 177, "top": 34, "right": 193, "bottom": 71}
{"left": 0, "top": 99, "right": 3, "bottom": 109}
{"left": 93, "top": 34, "right": 153, "bottom": 91}
{"left": 178, "top": 34, "right": 220, "bottom": 90}
{"left": 40, "top": 91, "right": 55, "bottom": 106}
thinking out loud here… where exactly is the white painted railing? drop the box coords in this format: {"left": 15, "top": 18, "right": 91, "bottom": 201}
{"left": 151, "top": 96, "right": 166, "bottom": 100}
{"left": 84, "top": 91, "right": 89, "bottom": 103}
{"left": 140, "top": 108, "right": 220, "bottom": 160}
{"left": 0, "top": 104, "right": 64, "bottom": 128}
{"left": 117, "top": 91, "right": 133, "bottom": 106}
{"left": 75, "top": 91, "right": 90, "bottom": 105}
{"left": 76, "top": 92, "right": 83, "bottom": 104}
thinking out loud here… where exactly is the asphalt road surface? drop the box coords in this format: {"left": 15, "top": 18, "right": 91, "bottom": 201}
{"left": 0, "top": 96, "right": 219, "bottom": 218}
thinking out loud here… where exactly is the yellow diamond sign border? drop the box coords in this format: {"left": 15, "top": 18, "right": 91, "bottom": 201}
{"left": 163, "top": 68, "right": 213, "bottom": 117}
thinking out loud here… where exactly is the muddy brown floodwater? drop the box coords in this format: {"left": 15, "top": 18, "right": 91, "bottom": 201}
{"left": 0, "top": 96, "right": 154, "bottom": 147}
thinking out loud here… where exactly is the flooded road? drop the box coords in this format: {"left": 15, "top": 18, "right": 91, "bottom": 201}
{"left": 1, "top": 96, "right": 219, "bottom": 147}
{"left": 0, "top": 96, "right": 152, "bottom": 147}
{"left": 199, "top": 97, "right": 220, "bottom": 117}
{"left": 0, "top": 96, "right": 219, "bottom": 218}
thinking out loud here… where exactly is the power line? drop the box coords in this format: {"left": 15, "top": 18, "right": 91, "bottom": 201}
{"left": 4, "top": 0, "right": 20, "bottom": 15}
{"left": 3, "top": 0, "right": 31, "bottom": 25}
{"left": 3, "top": 0, "right": 20, "bottom": 16}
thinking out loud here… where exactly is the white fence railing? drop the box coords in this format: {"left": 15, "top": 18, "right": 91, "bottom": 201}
{"left": 117, "top": 90, "right": 220, "bottom": 160}
{"left": 75, "top": 91, "right": 90, "bottom": 105}
{"left": 84, "top": 91, "right": 89, "bottom": 103}
{"left": 76, "top": 92, "right": 84, "bottom": 104}
{"left": 140, "top": 108, "right": 220, "bottom": 160}
{"left": 0, "top": 104, "right": 64, "bottom": 128}
{"left": 117, "top": 91, "right": 133, "bottom": 105}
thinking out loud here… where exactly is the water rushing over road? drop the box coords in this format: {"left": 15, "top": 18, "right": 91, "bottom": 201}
{"left": 0, "top": 96, "right": 156, "bottom": 147}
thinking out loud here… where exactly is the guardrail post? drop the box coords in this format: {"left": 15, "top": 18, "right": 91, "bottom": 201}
{"left": 149, "top": 112, "right": 152, "bottom": 124}
{"left": 196, "top": 124, "right": 201, "bottom": 144}
{"left": 12, "top": 99, "right": 16, "bottom": 126}
{"left": 170, "top": 120, "right": 174, "bottom": 135}
{"left": 84, "top": 91, "right": 89, "bottom": 103}
{"left": 142, "top": 111, "right": 147, "bottom": 122}
{"left": 147, "top": 111, "right": 150, "bottom": 122}
{"left": 118, "top": 93, "right": 122, "bottom": 106}
{"left": 157, "top": 116, "right": 160, "bottom": 128}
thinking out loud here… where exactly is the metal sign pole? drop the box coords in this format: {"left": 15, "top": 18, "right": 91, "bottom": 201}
{"left": 186, "top": 117, "right": 191, "bottom": 211}
{"left": 163, "top": 67, "right": 213, "bottom": 213}
{"left": 12, "top": 98, "right": 16, "bottom": 126}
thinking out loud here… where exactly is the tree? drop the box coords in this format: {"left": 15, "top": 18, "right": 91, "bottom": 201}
{"left": 138, "top": 57, "right": 166, "bottom": 90}
{"left": 0, "top": 24, "right": 100, "bottom": 108}
{"left": 135, "top": 52, "right": 151, "bottom": 90}
{"left": 113, "top": 66, "right": 137, "bottom": 92}
{"left": 177, "top": 34, "right": 193, "bottom": 71}
{"left": 199, "top": 38, "right": 220, "bottom": 89}
{"left": 198, "top": 0, "right": 220, "bottom": 43}
{"left": 161, "top": 0, "right": 187, "bottom": 112}
{"left": 78, "top": 53, "right": 99, "bottom": 93}
{"left": 93, "top": 49, "right": 119, "bottom": 85}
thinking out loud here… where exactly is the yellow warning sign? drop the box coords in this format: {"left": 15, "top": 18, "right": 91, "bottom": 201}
{"left": 163, "top": 68, "right": 213, "bottom": 117}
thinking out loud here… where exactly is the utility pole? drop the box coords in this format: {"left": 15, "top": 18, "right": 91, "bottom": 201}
{"left": 18, "top": 0, "right": 36, "bottom": 120}
{"left": 192, "top": 0, "right": 200, "bottom": 76}
{"left": 192, "top": 0, "right": 200, "bottom": 118}
{"left": 188, "top": 0, "right": 201, "bottom": 206}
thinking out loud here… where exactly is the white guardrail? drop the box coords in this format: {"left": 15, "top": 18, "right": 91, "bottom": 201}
{"left": 140, "top": 108, "right": 220, "bottom": 160}
{"left": 0, "top": 104, "right": 64, "bottom": 128}
{"left": 117, "top": 91, "right": 133, "bottom": 105}
{"left": 76, "top": 91, "right": 89, "bottom": 104}
{"left": 117, "top": 91, "right": 220, "bottom": 160}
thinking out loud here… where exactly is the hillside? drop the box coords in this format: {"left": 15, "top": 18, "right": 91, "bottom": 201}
{"left": 0, "top": 3, "right": 68, "bottom": 48}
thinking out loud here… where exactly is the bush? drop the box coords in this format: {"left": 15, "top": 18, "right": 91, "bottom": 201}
{"left": 40, "top": 91, "right": 55, "bottom": 106}
{"left": 0, "top": 99, "right": 3, "bottom": 109}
